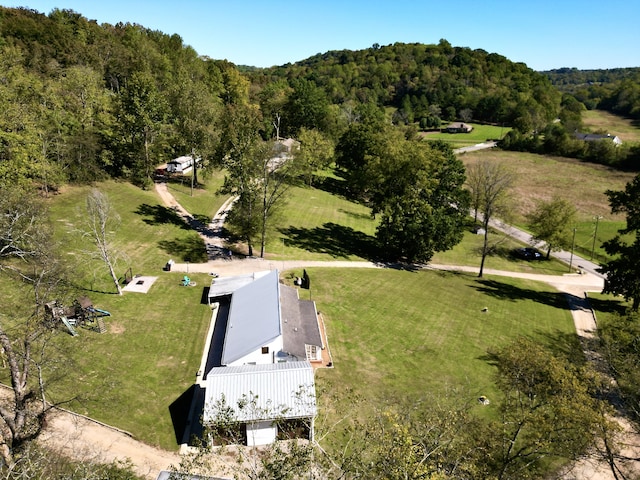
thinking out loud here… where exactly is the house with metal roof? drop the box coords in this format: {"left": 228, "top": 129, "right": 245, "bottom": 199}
{"left": 199, "top": 270, "right": 324, "bottom": 446}
{"left": 206, "top": 270, "right": 324, "bottom": 367}
{"left": 445, "top": 122, "right": 473, "bottom": 133}
{"left": 204, "top": 361, "right": 316, "bottom": 446}
{"left": 574, "top": 132, "right": 623, "bottom": 145}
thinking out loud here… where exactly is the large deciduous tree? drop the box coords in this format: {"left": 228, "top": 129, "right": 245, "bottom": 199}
{"left": 527, "top": 197, "right": 577, "bottom": 259}
{"left": 487, "top": 338, "right": 618, "bottom": 480}
{"left": 600, "top": 174, "right": 640, "bottom": 310}
{"left": 372, "top": 138, "right": 470, "bottom": 263}
{"left": 219, "top": 104, "right": 292, "bottom": 258}
{"left": 82, "top": 189, "right": 125, "bottom": 295}
{"left": 292, "top": 128, "right": 334, "bottom": 186}
{"left": 114, "top": 71, "right": 169, "bottom": 186}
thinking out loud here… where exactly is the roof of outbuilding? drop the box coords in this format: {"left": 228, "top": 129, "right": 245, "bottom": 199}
{"left": 221, "top": 270, "right": 282, "bottom": 365}
{"left": 204, "top": 361, "right": 317, "bottom": 422}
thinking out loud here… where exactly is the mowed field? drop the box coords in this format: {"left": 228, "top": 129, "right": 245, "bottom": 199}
{"left": 310, "top": 267, "right": 578, "bottom": 448}
{"left": 582, "top": 109, "right": 640, "bottom": 144}
{"left": 419, "top": 123, "right": 508, "bottom": 147}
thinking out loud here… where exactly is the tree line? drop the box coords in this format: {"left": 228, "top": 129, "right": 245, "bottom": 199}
{"left": 498, "top": 67, "right": 640, "bottom": 169}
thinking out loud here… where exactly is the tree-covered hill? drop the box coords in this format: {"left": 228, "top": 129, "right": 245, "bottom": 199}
{"left": 249, "top": 39, "right": 561, "bottom": 131}
{"left": 543, "top": 67, "right": 640, "bottom": 119}
{"left": 0, "top": 6, "right": 243, "bottom": 188}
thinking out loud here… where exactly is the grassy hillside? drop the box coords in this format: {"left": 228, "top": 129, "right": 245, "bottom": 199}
{"left": 582, "top": 110, "right": 640, "bottom": 144}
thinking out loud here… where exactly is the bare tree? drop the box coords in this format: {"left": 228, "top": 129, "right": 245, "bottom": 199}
{"left": 466, "top": 160, "right": 513, "bottom": 277}
{"left": 0, "top": 189, "right": 72, "bottom": 468}
{"left": 82, "top": 189, "right": 125, "bottom": 295}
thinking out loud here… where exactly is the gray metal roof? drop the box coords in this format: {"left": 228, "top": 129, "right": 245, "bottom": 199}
{"left": 221, "top": 270, "right": 281, "bottom": 365}
{"left": 204, "top": 361, "right": 317, "bottom": 423}
{"left": 156, "top": 471, "right": 229, "bottom": 480}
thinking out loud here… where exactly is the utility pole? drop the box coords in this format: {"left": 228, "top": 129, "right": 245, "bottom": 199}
{"left": 190, "top": 148, "right": 196, "bottom": 197}
{"left": 569, "top": 227, "right": 577, "bottom": 272}
{"left": 591, "top": 215, "right": 602, "bottom": 261}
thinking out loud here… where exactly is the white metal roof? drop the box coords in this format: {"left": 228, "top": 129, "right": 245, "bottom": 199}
{"left": 204, "top": 361, "right": 317, "bottom": 423}
{"left": 208, "top": 271, "right": 270, "bottom": 298}
{"left": 221, "top": 270, "right": 281, "bottom": 365}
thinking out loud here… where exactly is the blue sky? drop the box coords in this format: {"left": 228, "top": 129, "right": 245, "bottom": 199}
{"left": 4, "top": 0, "right": 639, "bottom": 70}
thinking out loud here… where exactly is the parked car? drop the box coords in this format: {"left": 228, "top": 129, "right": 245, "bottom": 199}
{"left": 513, "top": 247, "right": 543, "bottom": 260}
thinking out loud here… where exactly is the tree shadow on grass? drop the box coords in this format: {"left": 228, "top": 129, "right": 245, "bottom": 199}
{"left": 158, "top": 235, "right": 207, "bottom": 262}
{"left": 533, "top": 329, "right": 587, "bottom": 365}
{"left": 313, "top": 175, "right": 351, "bottom": 199}
{"left": 587, "top": 295, "right": 629, "bottom": 316}
{"left": 479, "top": 329, "right": 585, "bottom": 370}
{"left": 472, "top": 279, "right": 569, "bottom": 310}
{"left": 135, "top": 203, "right": 190, "bottom": 230}
{"left": 280, "top": 222, "right": 381, "bottom": 261}
{"left": 338, "top": 208, "right": 372, "bottom": 221}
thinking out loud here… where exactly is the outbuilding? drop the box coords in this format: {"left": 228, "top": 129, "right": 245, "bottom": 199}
{"left": 204, "top": 361, "right": 317, "bottom": 446}
{"left": 166, "top": 155, "right": 200, "bottom": 174}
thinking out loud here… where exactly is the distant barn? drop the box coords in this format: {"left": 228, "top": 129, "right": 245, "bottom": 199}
{"left": 574, "top": 132, "right": 622, "bottom": 145}
{"left": 445, "top": 122, "right": 473, "bottom": 133}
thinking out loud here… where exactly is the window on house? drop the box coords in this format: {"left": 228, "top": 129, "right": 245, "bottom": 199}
{"left": 262, "top": 346, "right": 269, "bottom": 354}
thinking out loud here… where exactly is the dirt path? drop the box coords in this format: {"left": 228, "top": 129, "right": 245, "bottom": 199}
{"left": 38, "top": 408, "right": 180, "bottom": 479}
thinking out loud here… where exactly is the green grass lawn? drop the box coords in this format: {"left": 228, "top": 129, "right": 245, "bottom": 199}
{"left": 1, "top": 123, "right": 634, "bottom": 465}
{"left": 31, "top": 167, "right": 591, "bottom": 451}
{"left": 263, "top": 183, "right": 378, "bottom": 261}
{"left": 420, "top": 123, "right": 510, "bottom": 148}
{"left": 46, "top": 273, "right": 212, "bottom": 448}
{"left": 165, "top": 171, "right": 228, "bottom": 223}
{"left": 310, "top": 267, "right": 579, "bottom": 447}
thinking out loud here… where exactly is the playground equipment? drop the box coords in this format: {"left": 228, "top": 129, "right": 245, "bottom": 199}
{"left": 45, "top": 296, "right": 111, "bottom": 336}
{"left": 181, "top": 275, "right": 196, "bottom": 287}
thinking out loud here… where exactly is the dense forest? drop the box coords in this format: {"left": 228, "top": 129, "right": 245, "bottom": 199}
{"left": 2, "top": 6, "right": 640, "bottom": 196}
{"left": 544, "top": 67, "right": 640, "bottom": 118}
{"left": 250, "top": 40, "right": 561, "bottom": 132}
{"left": 0, "top": 5, "right": 569, "bottom": 192}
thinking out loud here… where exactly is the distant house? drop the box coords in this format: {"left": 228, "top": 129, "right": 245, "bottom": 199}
{"left": 446, "top": 122, "right": 474, "bottom": 133}
{"left": 166, "top": 155, "right": 201, "bottom": 174}
{"left": 199, "top": 270, "right": 325, "bottom": 446}
{"left": 574, "top": 132, "right": 623, "bottom": 145}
